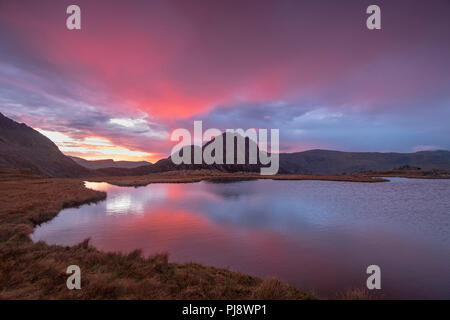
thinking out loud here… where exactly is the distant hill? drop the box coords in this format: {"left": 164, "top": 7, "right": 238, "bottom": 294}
{"left": 0, "top": 113, "right": 91, "bottom": 178}
{"left": 279, "top": 149, "right": 450, "bottom": 174}
{"left": 70, "top": 156, "right": 151, "bottom": 170}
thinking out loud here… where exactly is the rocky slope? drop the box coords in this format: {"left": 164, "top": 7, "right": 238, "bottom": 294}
{"left": 0, "top": 113, "right": 91, "bottom": 177}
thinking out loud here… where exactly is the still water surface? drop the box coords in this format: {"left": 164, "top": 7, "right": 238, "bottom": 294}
{"left": 32, "top": 178, "right": 450, "bottom": 298}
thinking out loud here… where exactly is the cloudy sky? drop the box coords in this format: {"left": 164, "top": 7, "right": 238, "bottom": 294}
{"left": 0, "top": 0, "right": 449, "bottom": 162}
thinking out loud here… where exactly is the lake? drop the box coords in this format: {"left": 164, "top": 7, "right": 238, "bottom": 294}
{"left": 31, "top": 178, "right": 450, "bottom": 299}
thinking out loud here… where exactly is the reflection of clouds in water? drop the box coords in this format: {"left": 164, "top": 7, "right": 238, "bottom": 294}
{"left": 83, "top": 180, "right": 450, "bottom": 242}
{"left": 106, "top": 193, "right": 138, "bottom": 215}
{"left": 95, "top": 183, "right": 169, "bottom": 216}
{"left": 32, "top": 178, "right": 450, "bottom": 299}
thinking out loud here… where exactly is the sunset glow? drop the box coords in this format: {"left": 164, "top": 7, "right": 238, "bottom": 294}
{"left": 37, "top": 128, "right": 158, "bottom": 162}
{"left": 2, "top": 0, "right": 450, "bottom": 303}
{"left": 1, "top": 0, "right": 449, "bottom": 160}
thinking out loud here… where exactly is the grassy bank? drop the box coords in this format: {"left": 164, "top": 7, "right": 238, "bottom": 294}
{"left": 0, "top": 168, "right": 316, "bottom": 299}
{"left": 90, "top": 169, "right": 387, "bottom": 187}
{"left": 361, "top": 168, "right": 450, "bottom": 179}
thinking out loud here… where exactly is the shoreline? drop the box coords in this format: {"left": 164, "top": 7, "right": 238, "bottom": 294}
{"left": 2, "top": 167, "right": 447, "bottom": 299}
{"left": 88, "top": 170, "right": 388, "bottom": 187}
{"left": 87, "top": 169, "right": 450, "bottom": 188}
{"left": 0, "top": 168, "right": 318, "bottom": 299}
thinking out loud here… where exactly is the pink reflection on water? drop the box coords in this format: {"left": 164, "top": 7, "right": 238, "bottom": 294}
{"left": 32, "top": 179, "right": 450, "bottom": 299}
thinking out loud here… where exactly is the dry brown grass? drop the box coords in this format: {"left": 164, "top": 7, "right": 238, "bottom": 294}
{"left": 0, "top": 168, "right": 316, "bottom": 300}
{"left": 250, "top": 278, "right": 313, "bottom": 300}
{"left": 362, "top": 168, "right": 450, "bottom": 179}
{"left": 0, "top": 173, "right": 106, "bottom": 242}
{"left": 336, "top": 288, "right": 382, "bottom": 300}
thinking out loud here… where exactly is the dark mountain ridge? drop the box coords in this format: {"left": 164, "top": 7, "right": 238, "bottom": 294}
{"left": 279, "top": 149, "right": 450, "bottom": 174}
{"left": 0, "top": 112, "right": 91, "bottom": 178}
{"left": 97, "top": 135, "right": 450, "bottom": 176}
{"left": 1, "top": 113, "right": 449, "bottom": 177}
{"left": 95, "top": 132, "right": 273, "bottom": 176}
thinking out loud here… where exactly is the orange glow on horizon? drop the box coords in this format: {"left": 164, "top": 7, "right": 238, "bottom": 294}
{"left": 36, "top": 128, "right": 163, "bottom": 163}
{"left": 68, "top": 152, "right": 161, "bottom": 163}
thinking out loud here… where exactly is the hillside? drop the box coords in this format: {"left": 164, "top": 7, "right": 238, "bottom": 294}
{"left": 0, "top": 113, "right": 91, "bottom": 178}
{"left": 1, "top": 113, "right": 449, "bottom": 177}
{"left": 97, "top": 147, "right": 450, "bottom": 176}
{"left": 279, "top": 149, "right": 450, "bottom": 174}
{"left": 70, "top": 156, "right": 151, "bottom": 170}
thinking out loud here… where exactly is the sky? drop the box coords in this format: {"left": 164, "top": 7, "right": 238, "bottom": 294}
{"left": 0, "top": 0, "right": 449, "bottom": 162}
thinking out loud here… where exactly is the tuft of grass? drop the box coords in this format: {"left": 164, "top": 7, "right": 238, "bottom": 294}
{"left": 252, "top": 278, "right": 316, "bottom": 300}
{"left": 336, "top": 288, "right": 380, "bottom": 300}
